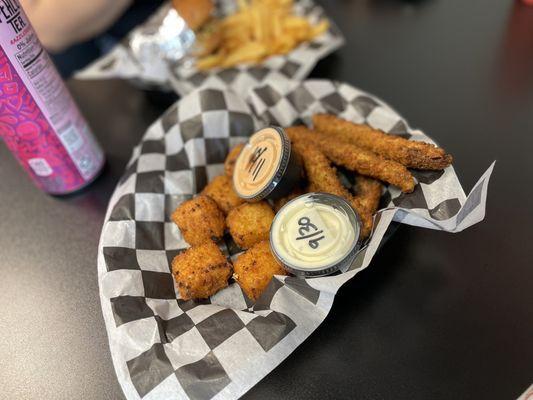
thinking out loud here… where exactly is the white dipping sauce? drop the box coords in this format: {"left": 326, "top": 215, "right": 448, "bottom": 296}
{"left": 271, "top": 194, "right": 357, "bottom": 272}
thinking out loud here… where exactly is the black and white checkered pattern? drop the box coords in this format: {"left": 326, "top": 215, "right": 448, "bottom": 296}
{"left": 98, "top": 82, "right": 493, "bottom": 399}
{"left": 76, "top": 0, "right": 345, "bottom": 98}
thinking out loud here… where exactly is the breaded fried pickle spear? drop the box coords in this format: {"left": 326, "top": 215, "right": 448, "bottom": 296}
{"left": 287, "top": 126, "right": 415, "bottom": 193}
{"left": 291, "top": 139, "right": 352, "bottom": 199}
{"left": 352, "top": 175, "right": 382, "bottom": 236}
{"left": 353, "top": 175, "right": 382, "bottom": 214}
{"left": 290, "top": 138, "right": 375, "bottom": 238}
{"left": 313, "top": 114, "right": 452, "bottom": 170}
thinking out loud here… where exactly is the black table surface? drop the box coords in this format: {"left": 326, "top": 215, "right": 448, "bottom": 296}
{"left": 1, "top": 0, "right": 532, "bottom": 399}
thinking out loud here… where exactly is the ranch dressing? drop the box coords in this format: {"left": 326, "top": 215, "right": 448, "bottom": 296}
{"left": 270, "top": 193, "right": 361, "bottom": 277}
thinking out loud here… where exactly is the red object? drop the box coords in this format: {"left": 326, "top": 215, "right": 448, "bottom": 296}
{"left": 498, "top": 1, "right": 533, "bottom": 99}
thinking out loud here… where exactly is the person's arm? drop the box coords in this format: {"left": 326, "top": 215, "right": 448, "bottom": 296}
{"left": 20, "top": 0, "right": 133, "bottom": 52}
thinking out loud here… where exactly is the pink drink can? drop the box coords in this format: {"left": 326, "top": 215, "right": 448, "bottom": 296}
{"left": 0, "top": 0, "right": 104, "bottom": 194}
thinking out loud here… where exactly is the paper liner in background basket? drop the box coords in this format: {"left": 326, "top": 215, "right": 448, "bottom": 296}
{"left": 97, "top": 79, "right": 494, "bottom": 400}
{"left": 76, "top": 0, "right": 345, "bottom": 98}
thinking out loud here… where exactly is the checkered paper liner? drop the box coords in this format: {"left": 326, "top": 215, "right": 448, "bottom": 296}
{"left": 98, "top": 80, "right": 494, "bottom": 400}
{"left": 76, "top": 0, "right": 344, "bottom": 98}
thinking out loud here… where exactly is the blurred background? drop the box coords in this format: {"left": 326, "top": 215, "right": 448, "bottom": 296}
{"left": 21, "top": 0, "right": 533, "bottom": 105}
{"left": 1, "top": 1, "right": 532, "bottom": 399}
{"left": 20, "top": 0, "right": 164, "bottom": 76}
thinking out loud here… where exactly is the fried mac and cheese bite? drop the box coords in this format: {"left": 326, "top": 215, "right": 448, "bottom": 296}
{"left": 172, "top": 240, "right": 232, "bottom": 300}
{"left": 233, "top": 240, "right": 287, "bottom": 300}
{"left": 226, "top": 201, "right": 275, "bottom": 249}
{"left": 172, "top": 195, "right": 225, "bottom": 246}
{"left": 201, "top": 174, "right": 245, "bottom": 214}
{"left": 224, "top": 143, "right": 244, "bottom": 177}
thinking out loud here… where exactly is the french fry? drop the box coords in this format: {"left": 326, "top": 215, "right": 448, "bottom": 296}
{"left": 310, "top": 19, "right": 329, "bottom": 38}
{"left": 283, "top": 16, "right": 309, "bottom": 30}
{"left": 221, "top": 43, "right": 267, "bottom": 67}
{"left": 194, "top": 0, "right": 330, "bottom": 70}
{"left": 276, "top": 35, "right": 296, "bottom": 54}
{"left": 197, "top": 54, "right": 224, "bottom": 70}
{"left": 272, "top": 13, "right": 282, "bottom": 38}
{"left": 253, "top": 8, "right": 263, "bottom": 41}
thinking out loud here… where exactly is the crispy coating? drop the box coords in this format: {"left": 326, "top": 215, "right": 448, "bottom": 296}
{"left": 313, "top": 114, "right": 453, "bottom": 170}
{"left": 201, "top": 174, "right": 245, "bottom": 214}
{"left": 172, "top": 240, "right": 232, "bottom": 300}
{"left": 224, "top": 143, "right": 245, "bottom": 177}
{"left": 233, "top": 241, "right": 287, "bottom": 300}
{"left": 290, "top": 138, "right": 376, "bottom": 238}
{"left": 287, "top": 126, "right": 415, "bottom": 193}
{"left": 353, "top": 175, "right": 383, "bottom": 215}
{"left": 273, "top": 186, "right": 306, "bottom": 212}
{"left": 172, "top": 195, "right": 225, "bottom": 246}
{"left": 226, "top": 202, "right": 275, "bottom": 249}
{"left": 291, "top": 139, "right": 352, "bottom": 199}
{"left": 351, "top": 176, "right": 383, "bottom": 238}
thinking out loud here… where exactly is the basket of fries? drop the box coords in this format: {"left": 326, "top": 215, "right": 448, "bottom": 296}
{"left": 77, "top": 0, "right": 344, "bottom": 97}
{"left": 98, "top": 78, "right": 493, "bottom": 399}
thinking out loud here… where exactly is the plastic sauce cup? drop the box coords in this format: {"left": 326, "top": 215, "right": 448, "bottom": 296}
{"left": 270, "top": 193, "right": 362, "bottom": 277}
{"left": 233, "top": 126, "right": 302, "bottom": 201}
